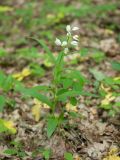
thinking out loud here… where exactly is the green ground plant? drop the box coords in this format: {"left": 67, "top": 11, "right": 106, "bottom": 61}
{"left": 15, "top": 25, "right": 88, "bottom": 138}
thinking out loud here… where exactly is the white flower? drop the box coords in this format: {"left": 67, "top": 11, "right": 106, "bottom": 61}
{"left": 73, "top": 35, "right": 79, "bottom": 41}
{"left": 55, "top": 38, "right": 62, "bottom": 46}
{"left": 72, "top": 26, "right": 79, "bottom": 31}
{"left": 64, "top": 48, "right": 69, "bottom": 54}
{"left": 66, "top": 25, "right": 71, "bottom": 33}
{"left": 62, "top": 41, "right": 67, "bottom": 47}
{"left": 71, "top": 41, "right": 78, "bottom": 46}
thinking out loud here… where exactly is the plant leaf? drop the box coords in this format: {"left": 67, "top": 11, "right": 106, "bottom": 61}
{"left": 32, "top": 100, "right": 41, "bottom": 122}
{"left": 47, "top": 116, "right": 59, "bottom": 138}
{"left": 65, "top": 103, "right": 77, "bottom": 112}
{"left": 0, "top": 6, "right": 13, "bottom": 12}
{"left": 42, "top": 149, "right": 51, "bottom": 160}
{"left": 101, "top": 92, "right": 116, "bottom": 106}
{"left": 54, "top": 52, "right": 64, "bottom": 83}
{"left": 90, "top": 68, "right": 105, "bottom": 81}
{"left": 0, "top": 119, "right": 16, "bottom": 134}
{"left": 31, "top": 38, "right": 56, "bottom": 63}
{"left": 61, "top": 78, "right": 73, "bottom": 89}
{"left": 111, "top": 61, "right": 120, "bottom": 71}
{"left": 15, "top": 84, "right": 52, "bottom": 107}
{"left": 4, "top": 149, "right": 17, "bottom": 155}
{"left": 57, "top": 90, "right": 82, "bottom": 101}
{"left": 12, "top": 68, "right": 31, "bottom": 81}
{"left": 64, "top": 152, "right": 73, "bottom": 160}
{"left": 0, "top": 95, "right": 6, "bottom": 112}
{"left": 0, "top": 71, "right": 6, "bottom": 88}
{"left": 3, "top": 75, "right": 14, "bottom": 91}
{"left": 70, "top": 97, "right": 77, "bottom": 106}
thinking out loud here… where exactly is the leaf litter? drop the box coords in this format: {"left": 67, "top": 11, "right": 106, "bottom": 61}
{"left": 0, "top": 0, "right": 120, "bottom": 160}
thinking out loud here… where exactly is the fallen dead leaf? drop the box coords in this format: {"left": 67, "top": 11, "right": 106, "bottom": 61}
{"left": 65, "top": 103, "right": 78, "bottom": 112}
{"left": 101, "top": 93, "right": 116, "bottom": 106}
{"left": 12, "top": 68, "right": 31, "bottom": 81}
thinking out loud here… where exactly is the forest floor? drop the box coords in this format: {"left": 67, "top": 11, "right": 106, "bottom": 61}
{"left": 0, "top": 0, "right": 120, "bottom": 160}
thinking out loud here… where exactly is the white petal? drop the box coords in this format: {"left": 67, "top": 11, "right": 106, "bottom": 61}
{"left": 55, "top": 38, "right": 62, "bottom": 46}
{"left": 73, "top": 35, "right": 79, "bottom": 41}
{"left": 64, "top": 48, "right": 69, "bottom": 54}
{"left": 62, "top": 41, "right": 67, "bottom": 47}
{"left": 71, "top": 41, "right": 78, "bottom": 46}
{"left": 66, "top": 25, "right": 71, "bottom": 33}
{"left": 72, "top": 26, "right": 79, "bottom": 31}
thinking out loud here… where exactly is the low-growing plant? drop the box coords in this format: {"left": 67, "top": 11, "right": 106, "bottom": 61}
{"left": 99, "top": 77, "right": 120, "bottom": 116}
{"left": 32, "top": 147, "right": 52, "bottom": 159}
{"left": 16, "top": 25, "right": 90, "bottom": 138}
{"left": 0, "top": 71, "right": 16, "bottom": 111}
{"left": 90, "top": 68, "right": 120, "bottom": 117}
{"left": 4, "top": 141, "right": 27, "bottom": 158}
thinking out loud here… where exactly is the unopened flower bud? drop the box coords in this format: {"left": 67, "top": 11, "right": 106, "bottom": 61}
{"left": 62, "top": 41, "right": 67, "bottom": 47}
{"left": 72, "top": 27, "right": 79, "bottom": 31}
{"left": 71, "top": 41, "right": 78, "bottom": 46}
{"left": 55, "top": 38, "right": 62, "bottom": 46}
{"left": 66, "top": 25, "right": 71, "bottom": 33}
{"left": 64, "top": 48, "right": 69, "bottom": 54}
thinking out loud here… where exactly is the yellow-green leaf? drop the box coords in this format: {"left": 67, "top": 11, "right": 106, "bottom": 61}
{"left": 32, "top": 99, "right": 50, "bottom": 121}
{"left": 13, "top": 68, "right": 31, "bottom": 81}
{"left": 0, "top": 6, "right": 13, "bottom": 12}
{"left": 103, "top": 155, "right": 120, "bottom": 160}
{"left": 103, "top": 146, "right": 120, "bottom": 160}
{"left": 65, "top": 103, "right": 78, "bottom": 112}
{"left": 32, "top": 99, "right": 42, "bottom": 121}
{"left": 100, "top": 83, "right": 111, "bottom": 93}
{"left": 0, "top": 119, "right": 16, "bottom": 134}
{"left": 101, "top": 93, "right": 115, "bottom": 106}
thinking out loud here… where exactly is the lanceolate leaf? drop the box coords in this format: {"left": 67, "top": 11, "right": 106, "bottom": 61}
{"left": 0, "top": 72, "right": 14, "bottom": 92}
{"left": 42, "top": 149, "right": 51, "bottom": 160}
{"left": 64, "top": 152, "right": 73, "bottom": 160}
{"left": 73, "top": 81, "right": 83, "bottom": 91}
{"left": 15, "top": 84, "right": 52, "bottom": 107}
{"left": 3, "top": 75, "right": 14, "bottom": 91}
{"left": 0, "top": 95, "right": 6, "bottom": 112}
{"left": 54, "top": 52, "right": 64, "bottom": 83}
{"left": 90, "top": 68, "right": 105, "bottom": 81}
{"left": 0, "top": 71, "right": 6, "bottom": 87}
{"left": 57, "top": 90, "right": 82, "bottom": 101}
{"left": 58, "top": 90, "right": 98, "bottom": 101}
{"left": 28, "top": 85, "right": 50, "bottom": 92}
{"left": 111, "top": 61, "right": 120, "bottom": 71}
{"left": 61, "top": 78, "right": 73, "bottom": 89}
{"left": 0, "top": 6, "right": 13, "bottom": 12}
{"left": 63, "top": 70, "right": 86, "bottom": 91}
{"left": 31, "top": 38, "right": 56, "bottom": 63}
{"left": 47, "top": 116, "right": 59, "bottom": 138}
{"left": 67, "top": 70, "right": 86, "bottom": 83}
{"left": 4, "top": 149, "right": 17, "bottom": 155}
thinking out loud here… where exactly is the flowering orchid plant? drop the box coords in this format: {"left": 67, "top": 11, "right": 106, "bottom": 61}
{"left": 51, "top": 25, "right": 81, "bottom": 113}
{"left": 42, "top": 25, "right": 86, "bottom": 137}
{"left": 16, "top": 25, "right": 86, "bottom": 138}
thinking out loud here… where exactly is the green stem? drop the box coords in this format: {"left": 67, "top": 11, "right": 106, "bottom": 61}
{"left": 52, "top": 52, "right": 65, "bottom": 114}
